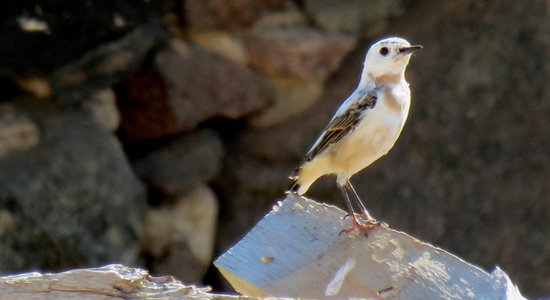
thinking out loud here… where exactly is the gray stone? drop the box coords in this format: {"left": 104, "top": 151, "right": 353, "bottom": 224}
{"left": 0, "top": 101, "right": 146, "bottom": 272}
{"left": 133, "top": 130, "right": 224, "bottom": 197}
{"left": 155, "top": 40, "right": 274, "bottom": 129}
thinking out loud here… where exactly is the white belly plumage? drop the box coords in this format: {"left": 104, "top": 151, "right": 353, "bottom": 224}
{"left": 327, "top": 99, "right": 405, "bottom": 177}
{"left": 296, "top": 91, "right": 409, "bottom": 194}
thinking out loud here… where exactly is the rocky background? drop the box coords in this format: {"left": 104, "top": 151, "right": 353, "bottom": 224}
{"left": 0, "top": 0, "right": 548, "bottom": 297}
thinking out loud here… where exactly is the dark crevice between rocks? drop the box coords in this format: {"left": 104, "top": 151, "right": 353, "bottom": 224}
{"left": 0, "top": 77, "right": 24, "bottom": 102}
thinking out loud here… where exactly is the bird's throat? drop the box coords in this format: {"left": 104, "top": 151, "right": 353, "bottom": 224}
{"left": 368, "top": 72, "right": 402, "bottom": 86}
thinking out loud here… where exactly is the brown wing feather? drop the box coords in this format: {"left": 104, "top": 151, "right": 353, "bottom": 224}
{"left": 304, "top": 92, "right": 377, "bottom": 161}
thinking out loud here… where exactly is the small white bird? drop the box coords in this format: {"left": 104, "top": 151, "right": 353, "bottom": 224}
{"left": 288, "top": 37, "right": 421, "bottom": 231}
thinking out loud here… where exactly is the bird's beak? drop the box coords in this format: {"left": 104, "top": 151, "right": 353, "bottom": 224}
{"left": 399, "top": 45, "right": 423, "bottom": 55}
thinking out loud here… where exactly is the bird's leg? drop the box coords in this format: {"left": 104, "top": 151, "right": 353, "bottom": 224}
{"left": 337, "top": 183, "right": 358, "bottom": 221}
{"left": 345, "top": 180, "right": 384, "bottom": 230}
{"left": 338, "top": 180, "right": 380, "bottom": 233}
{"left": 344, "top": 181, "right": 376, "bottom": 222}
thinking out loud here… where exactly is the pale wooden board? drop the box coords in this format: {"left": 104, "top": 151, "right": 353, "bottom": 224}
{"left": 0, "top": 264, "right": 251, "bottom": 300}
{"left": 215, "top": 194, "right": 525, "bottom": 299}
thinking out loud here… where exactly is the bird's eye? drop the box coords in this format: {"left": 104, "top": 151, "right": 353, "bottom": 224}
{"left": 379, "top": 47, "right": 389, "bottom": 56}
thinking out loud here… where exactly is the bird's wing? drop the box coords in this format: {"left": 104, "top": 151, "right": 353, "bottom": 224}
{"left": 304, "top": 90, "right": 378, "bottom": 161}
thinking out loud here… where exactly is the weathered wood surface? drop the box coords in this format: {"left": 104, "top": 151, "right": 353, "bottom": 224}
{"left": 215, "top": 194, "right": 525, "bottom": 299}
{"left": 0, "top": 264, "right": 253, "bottom": 300}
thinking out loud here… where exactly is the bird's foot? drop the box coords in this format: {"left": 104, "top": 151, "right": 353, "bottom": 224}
{"left": 340, "top": 215, "right": 386, "bottom": 235}
{"left": 343, "top": 212, "right": 385, "bottom": 225}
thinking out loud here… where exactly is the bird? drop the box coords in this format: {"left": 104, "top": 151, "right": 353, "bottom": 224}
{"left": 287, "top": 37, "right": 421, "bottom": 232}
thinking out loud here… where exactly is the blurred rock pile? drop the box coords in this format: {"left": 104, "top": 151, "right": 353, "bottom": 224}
{"left": 0, "top": 0, "right": 548, "bottom": 297}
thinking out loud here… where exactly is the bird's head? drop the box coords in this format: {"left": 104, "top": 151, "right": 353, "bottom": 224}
{"left": 361, "top": 37, "right": 422, "bottom": 85}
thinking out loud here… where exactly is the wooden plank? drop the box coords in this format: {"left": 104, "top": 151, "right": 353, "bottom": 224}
{"left": 0, "top": 264, "right": 234, "bottom": 300}
{"left": 215, "top": 194, "right": 525, "bottom": 299}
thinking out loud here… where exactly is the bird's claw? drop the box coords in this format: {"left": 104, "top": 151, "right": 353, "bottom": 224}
{"left": 342, "top": 212, "right": 379, "bottom": 223}
{"left": 339, "top": 215, "right": 386, "bottom": 236}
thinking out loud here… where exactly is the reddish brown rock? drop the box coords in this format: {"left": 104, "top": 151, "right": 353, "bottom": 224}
{"left": 114, "top": 66, "right": 179, "bottom": 144}
{"left": 115, "top": 39, "right": 274, "bottom": 144}
{"left": 246, "top": 27, "right": 355, "bottom": 81}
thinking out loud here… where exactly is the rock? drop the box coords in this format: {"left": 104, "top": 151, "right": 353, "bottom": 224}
{"left": 251, "top": 1, "right": 308, "bottom": 30}
{"left": 115, "top": 39, "right": 274, "bottom": 144}
{"left": 248, "top": 77, "right": 323, "bottom": 127}
{"left": 189, "top": 31, "right": 247, "bottom": 64}
{"left": 82, "top": 89, "right": 120, "bottom": 131}
{"left": 156, "top": 40, "right": 274, "bottom": 125}
{"left": 182, "top": 0, "right": 289, "bottom": 30}
{"left": 246, "top": 27, "right": 355, "bottom": 81}
{"left": 243, "top": 22, "right": 355, "bottom": 127}
{"left": 0, "top": 0, "right": 161, "bottom": 75}
{"left": 132, "top": 130, "right": 224, "bottom": 198}
{"left": 302, "top": 0, "right": 404, "bottom": 34}
{"left": 244, "top": 4, "right": 337, "bottom": 127}
{"left": 143, "top": 185, "right": 219, "bottom": 283}
{"left": 52, "top": 19, "right": 168, "bottom": 105}
{"left": 0, "top": 104, "right": 40, "bottom": 159}
{"left": 0, "top": 101, "right": 146, "bottom": 273}
{"left": 114, "top": 65, "right": 178, "bottom": 144}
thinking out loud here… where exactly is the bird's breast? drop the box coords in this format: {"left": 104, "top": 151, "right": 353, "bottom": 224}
{"left": 329, "top": 86, "right": 410, "bottom": 175}
{"left": 354, "top": 100, "right": 404, "bottom": 153}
